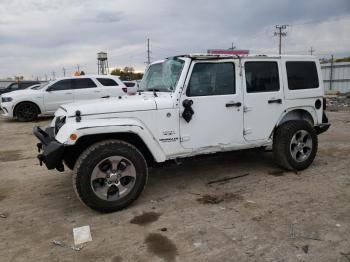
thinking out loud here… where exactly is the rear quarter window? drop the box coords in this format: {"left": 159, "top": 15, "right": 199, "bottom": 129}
{"left": 97, "top": 78, "right": 118, "bottom": 86}
{"left": 286, "top": 61, "right": 319, "bottom": 90}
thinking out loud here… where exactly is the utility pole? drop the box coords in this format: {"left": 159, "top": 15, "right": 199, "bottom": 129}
{"left": 274, "top": 25, "right": 288, "bottom": 55}
{"left": 45, "top": 74, "right": 48, "bottom": 81}
{"left": 329, "top": 54, "right": 334, "bottom": 91}
{"left": 76, "top": 64, "right": 80, "bottom": 72}
{"left": 146, "top": 38, "right": 151, "bottom": 65}
{"left": 230, "top": 42, "right": 236, "bottom": 50}
{"left": 62, "top": 67, "right": 66, "bottom": 77}
{"left": 52, "top": 71, "right": 55, "bottom": 80}
{"left": 309, "top": 47, "right": 315, "bottom": 55}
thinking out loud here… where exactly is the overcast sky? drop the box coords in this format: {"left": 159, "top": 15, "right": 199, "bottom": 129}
{"left": 0, "top": 0, "right": 349, "bottom": 79}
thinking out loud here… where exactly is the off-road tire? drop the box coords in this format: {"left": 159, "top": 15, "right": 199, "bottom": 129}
{"left": 73, "top": 139, "right": 148, "bottom": 212}
{"left": 273, "top": 120, "right": 318, "bottom": 171}
{"left": 15, "top": 102, "right": 38, "bottom": 122}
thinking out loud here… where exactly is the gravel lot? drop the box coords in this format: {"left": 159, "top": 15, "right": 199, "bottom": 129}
{"left": 0, "top": 111, "right": 349, "bottom": 262}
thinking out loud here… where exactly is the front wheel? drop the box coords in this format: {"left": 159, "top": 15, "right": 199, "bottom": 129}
{"left": 15, "top": 102, "right": 38, "bottom": 122}
{"left": 73, "top": 140, "right": 148, "bottom": 212}
{"left": 273, "top": 121, "right": 318, "bottom": 170}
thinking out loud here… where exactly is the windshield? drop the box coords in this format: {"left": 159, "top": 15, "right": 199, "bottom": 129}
{"left": 139, "top": 58, "right": 185, "bottom": 92}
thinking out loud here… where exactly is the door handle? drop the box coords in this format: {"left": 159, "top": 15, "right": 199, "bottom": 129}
{"left": 268, "top": 98, "right": 282, "bottom": 104}
{"left": 226, "top": 102, "right": 242, "bottom": 107}
{"left": 65, "top": 92, "right": 73, "bottom": 95}
{"left": 94, "top": 91, "right": 101, "bottom": 93}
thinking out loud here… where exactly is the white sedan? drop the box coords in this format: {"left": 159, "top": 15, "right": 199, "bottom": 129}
{"left": 0, "top": 75, "right": 127, "bottom": 121}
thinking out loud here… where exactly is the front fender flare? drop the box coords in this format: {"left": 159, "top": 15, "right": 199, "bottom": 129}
{"left": 55, "top": 118, "right": 167, "bottom": 162}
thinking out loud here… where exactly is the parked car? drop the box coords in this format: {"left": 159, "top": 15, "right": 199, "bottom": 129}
{"left": 34, "top": 54, "right": 330, "bottom": 212}
{"left": 0, "top": 75, "right": 126, "bottom": 121}
{"left": 0, "top": 81, "right": 41, "bottom": 95}
{"left": 123, "top": 81, "right": 139, "bottom": 94}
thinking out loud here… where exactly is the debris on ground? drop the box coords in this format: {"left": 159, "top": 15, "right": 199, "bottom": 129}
{"left": 130, "top": 212, "right": 161, "bottom": 225}
{"left": 160, "top": 227, "right": 167, "bottom": 232}
{"left": 207, "top": 173, "right": 250, "bottom": 185}
{"left": 325, "top": 95, "right": 350, "bottom": 111}
{"left": 197, "top": 193, "right": 243, "bottom": 204}
{"left": 73, "top": 225, "right": 92, "bottom": 246}
{"left": 302, "top": 245, "right": 309, "bottom": 254}
{"left": 51, "top": 240, "right": 83, "bottom": 251}
{"left": 0, "top": 213, "right": 8, "bottom": 218}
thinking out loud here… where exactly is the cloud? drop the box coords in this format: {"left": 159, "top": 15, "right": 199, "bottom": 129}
{"left": 0, "top": 0, "right": 349, "bottom": 79}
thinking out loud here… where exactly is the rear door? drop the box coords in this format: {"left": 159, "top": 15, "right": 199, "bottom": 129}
{"left": 44, "top": 79, "right": 74, "bottom": 112}
{"left": 96, "top": 77, "right": 125, "bottom": 97}
{"left": 179, "top": 60, "right": 244, "bottom": 149}
{"left": 72, "top": 78, "right": 105, "bottom": 101}
{"left": 243, "top": 60, "right": 285, "bottom": 141}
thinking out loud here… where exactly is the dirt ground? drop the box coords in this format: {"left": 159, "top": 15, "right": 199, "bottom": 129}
{"left": 0, "top": 111, "right": 349, "bottom": 262}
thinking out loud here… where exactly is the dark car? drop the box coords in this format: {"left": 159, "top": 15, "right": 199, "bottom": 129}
{"left": 0, "top": 81, "right": 41, "bottom": 95}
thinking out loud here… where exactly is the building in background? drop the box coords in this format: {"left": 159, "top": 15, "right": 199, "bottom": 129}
{"left": 97, "top": 52, "right": 109, "bottom": 75}
{"left": 321, "top": 62, "right": 350, "bottom": 94}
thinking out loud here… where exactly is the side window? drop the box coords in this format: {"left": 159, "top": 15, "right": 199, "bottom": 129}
{"left": 245, "top": 62, "right": 280, "bottom": 93}
{"left": 187, "top": 63, "right": 235, "bottom": 96}
{"left": 286, "top": 61, "right": 319, "bottom": 90}
{"left": 49, "top": 79, "right": 72, "bottom": 91}
{"left": 72, "top": 78, "right": 97, "bottom": 89}
{"left": 97, "top": 78, "right": 118, "bottom": 86}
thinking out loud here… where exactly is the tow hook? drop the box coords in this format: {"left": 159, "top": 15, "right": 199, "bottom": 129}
{"left": 37, "top": 154, "right": 44, "bottom": 166}
{"left": 37, "top": 143, "right": 42, "bottom": 153}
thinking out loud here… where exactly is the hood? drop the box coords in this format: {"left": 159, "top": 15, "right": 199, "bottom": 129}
{"left": 60, "top": 92, "right": 174, "bottom": 117}
{"left": 1, "top": 89, "right": 41, "bottom": 97}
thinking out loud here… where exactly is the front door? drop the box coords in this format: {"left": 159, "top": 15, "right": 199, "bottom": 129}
{"left": 180, "top": 61, "right": 244, "bottom": 149}
{"left": 243, "top": 60, "right": 284, "bottom": 141}
{"left": 44, "top": 79, "right": 74, "bottom": 112}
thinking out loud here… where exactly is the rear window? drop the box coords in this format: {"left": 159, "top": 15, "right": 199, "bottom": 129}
{"left": 97, "top": 78, "right": 118, "bottom": 86}
{"left": 286, "top": 61, "right": 319, "bottom": 90}
{"left": 124, "top": 82, "right": 135, "bottom": 87}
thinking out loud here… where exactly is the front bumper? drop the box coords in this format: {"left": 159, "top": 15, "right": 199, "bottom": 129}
{"left": 33, "top": 126, "right": 65, "bottom": 171}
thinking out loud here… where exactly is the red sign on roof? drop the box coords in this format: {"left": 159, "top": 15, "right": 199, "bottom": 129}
{"left": 208, "top": 49, "right": 249, "bottom": 55}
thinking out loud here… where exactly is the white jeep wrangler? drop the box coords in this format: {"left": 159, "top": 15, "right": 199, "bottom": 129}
{"left": 34, "top": 54, "right": 330, "bottom": 212}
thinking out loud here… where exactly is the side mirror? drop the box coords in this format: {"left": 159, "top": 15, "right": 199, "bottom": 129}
{"left": 46, "top": 87, "right": 53, "bottom": 92}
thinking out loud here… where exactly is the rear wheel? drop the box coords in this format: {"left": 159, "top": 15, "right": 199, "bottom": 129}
{"left": 15, "top": 102, "right": 38, "bottom": 122}
{"left": 73, "top": 140, "right": 148, "bottom": 212}
{"left": 273, "top": 121, "right": 318, "bottom": 170}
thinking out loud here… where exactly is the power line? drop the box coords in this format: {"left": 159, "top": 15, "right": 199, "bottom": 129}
{"left": 274, "top": 25, "right": 289, "bottom": 55}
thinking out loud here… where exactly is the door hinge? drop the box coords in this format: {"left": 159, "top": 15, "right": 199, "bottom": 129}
{"left": 243, "top": 129, "right": 252, "bottom": 135}
{"left": 180, "top": 135, "right": 190, "bottom": 142}
{"left": 243, "top": 106, "right": 252, "bottom": 113}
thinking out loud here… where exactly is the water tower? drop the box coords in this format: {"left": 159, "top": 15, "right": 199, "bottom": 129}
{"left": 97, "top": 52, "right": 109, "bottom": 75}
